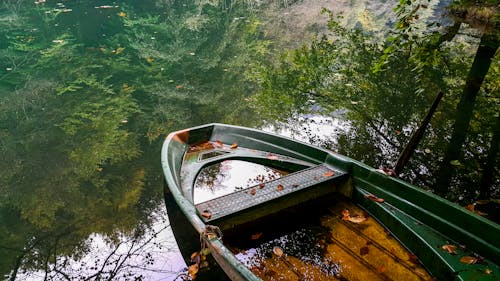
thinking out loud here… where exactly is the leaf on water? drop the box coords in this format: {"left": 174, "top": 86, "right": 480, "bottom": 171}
{"left": 360, "top": 246, "right": 369, "bottom": 256}
{"left": 465, "top": 204, "right": 489, "bottom": 216}
{"left": 190, "top": 252, "right": 200, "bottom": 263}
{"left": 347, "top": 216, "right": 367, "bottom": 224}
{"left": 251, "top": 232, "right": 263, "bottom": 240}
{"left": 273, "top": 246, "right": 283, "bottom": 257}
{"left": 365, "top": 194, "right": 385, "bottom": 203}
{"left": 276, "top": 184, "right": 284, "bottom": 191}
{"left": 341, "top": 209, "right": 350, "bottom": 221}
{"left": 323, "top": 170, "right": 335, "bottom": 177}
{"left": 441, "top": 244, "right": 457, "bottom": 255}
{"left": 249, "top": 188, "right": 256, "bottom": 195}
{"left": 188, "top": 264, "right": 199, "bottom": 279}
{"left": 408, "top": 254, "right": 419, "bottom": 264}
{"left": 200, "top": 248, "right": 210, "bottom": 256}
{"left": 460, "top": 256, "right": 477, "bottom": 264}
{"left": 201, "top": 210, "right": 212, "bottom": 220}
{"left": 231, "top": 143, "right": 238, "bottom": 149}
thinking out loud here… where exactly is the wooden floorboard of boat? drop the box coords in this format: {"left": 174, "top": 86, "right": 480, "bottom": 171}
{"left": 195, "top": 164, "right": 346, "bottom": 222}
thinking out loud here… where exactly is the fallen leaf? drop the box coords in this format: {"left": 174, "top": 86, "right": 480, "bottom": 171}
{"left": 188, "top": 264, "right": 199, "bottom": 279}
{"left": 378, "top": 265, "right": 386, "bottom": 273}
{"left": 276, "top": 184, "right": 284, "bottom": 191}
{"left": 323, "top": 170, "right": 335, "bottom": 177}
{"left": 267, "top": 154, "right": 279, "bottom": 160}
{"left": 465, "top": 204, "right": 475, "bottom": 211}
{"left": 395, "top": 130, "right": 401, "bottom": 135}
{"left": 258, "top": 183, "right": 265, "bottom": 189}
{"left": 175, "top": 85, "right": 184, "bottom": 90}
{"left": 360, "top": 246, "right": 369, "bottom": 256}
{"left": 251, "top": 232, "right": 263, "bottom": 240}
{"left": 365, "top": 194, "right": 385, "bottom": 203}
{"left": 450, "top": 159, "right": 462, "bottom": 166}
{"left": 441, "top": 244, "right": 457, "bottom": 255}
{"left": 117, "top": 11, "right": 126, "bottom": 17}
{"left": 146, "top": 57, "right": 154, "bottom": 63}
{"left": 347, "top": 216, "right": 367, "bottom": 224}
{"left": 215, "top": 140, "right": 224, "bottom": 148}
{"left": 201, "top": 210, "right": 212, "bottom": 220}
{"left": 460, "top": 256, "right": 477, "bottom": 264}
{"left": 190, "top": 252, "right": 200, "bottom": 263}
{"left": 200, "top": 248, "right": 210, "bottom": 256}
{"left": 485, "top": 268, "right": 492, "bottom": 274}
{"left": 408, "top": 254, "right": 419, "bottom": 264}
{"left": 273, "top": 246, "right": 283, "bottom": 257}
{"left": 341, "top": 209, "right": 350, "bottom": 221}
{"left": 231, "top": 143, "right": 238, "bottom": 149}
{"left": 249, "top": 188, "right": 256, "bottom": 195}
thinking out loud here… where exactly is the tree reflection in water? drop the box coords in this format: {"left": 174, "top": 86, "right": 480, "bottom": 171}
{"left": 11, "top": 207, "right": 185, "bottom": 281}
{"left": 194, "top": 160, "right": 287, "bottom": 204}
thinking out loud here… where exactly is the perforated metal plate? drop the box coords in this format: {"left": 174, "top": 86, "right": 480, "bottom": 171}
{"left": 195, "top": 164, "right": 346, "bottom": 222}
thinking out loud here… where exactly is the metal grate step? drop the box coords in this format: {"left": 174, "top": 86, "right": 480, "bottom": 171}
{"left": 195, "top": 164, "right": 346, "bottom": 222}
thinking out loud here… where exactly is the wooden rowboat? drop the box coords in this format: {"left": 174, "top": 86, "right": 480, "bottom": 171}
{"left": 161, "top": 123, "right": 499, "bottom": 281}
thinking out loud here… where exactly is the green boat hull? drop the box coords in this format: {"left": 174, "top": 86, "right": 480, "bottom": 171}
{"left": 161, "top": 123, "right": 499, "bottom": 281}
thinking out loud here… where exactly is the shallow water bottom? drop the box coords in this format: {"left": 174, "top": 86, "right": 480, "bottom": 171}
{"left": 223, "top": 195, "right": 433, "bottom": 281}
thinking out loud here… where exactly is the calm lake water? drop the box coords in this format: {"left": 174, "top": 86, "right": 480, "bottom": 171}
{"left": 1, "top": 0, "right": 497, "bottom": 280}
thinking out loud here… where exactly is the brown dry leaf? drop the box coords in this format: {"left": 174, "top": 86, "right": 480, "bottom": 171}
{"left": 465, "top": 204, "right": 475, "bottom": 212}
{"left": 485, "top": 268, "right": 492, "bottom": 274}
{"left": 249, "top": 188, "right": 256, "bottom": 195}
{"left": 230, "top": 143, "right": 238, "bottom": 149}
{"left": 378, "top": 265, "right": 387, "bottom": 273}
{"left": 347, "top": 215, "right": 367, "bottom": 224}
{"left": 188, "top": 264, "right": 199, "bottom": 279}
{"left": 267, "top": 154, "right": 279, "bottom": 160}
{"left": 251, "top": 232, "right": 263, "bottom": 240}
{"left": 341, "top": 209, "right": 350, "bottom": 221}
{"left": 191, "top": 252, "right": 200, "bottom": 263}
{"left": 460, "top": 256, "right": 478, "bottom": 264}
{"left": 365, "top": 194, "right": 385, "bottom": 203}
{"left": 277, "top": 184, "right": 284, "bottom": 191}
{"left": 408, "top": 254, "right": 419, "bottom": 264}
{"left": 215, "top": 140, "right": 224, "bottom": 148}
{"left": 273, "top": 246, "right": 283, "bottom": 257}
{"left": 201, "top": 210, "right": 212, "bottom": 220}
{"left": 360, "top": 246, "right": 369, "bottom": 256}
{"left": 258, "top": 183, "right": 265, "bottom": 189}
{"left": 441, "top": 244, "right": 457, "bottom": 255}
{"left": 323, "top": 170, "right": 335, "bottom": 177}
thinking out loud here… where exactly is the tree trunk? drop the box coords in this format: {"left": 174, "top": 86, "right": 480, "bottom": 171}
{"left": 479, "top": 114, "right": 500, "bottom": 199}
{"left": 434, "top": 32, "right": 499, "bottom": 197}
{"left": 394, "top": 91, "right": 444, "bottom": 175}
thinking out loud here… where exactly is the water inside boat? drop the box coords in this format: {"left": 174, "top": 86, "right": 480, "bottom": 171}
{"left": 193, "top": 159, "right": 434, "bottom": 281}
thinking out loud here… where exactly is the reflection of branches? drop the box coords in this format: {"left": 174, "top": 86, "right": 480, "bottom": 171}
{"left": 10, "top": 210, "right": 182, "bottom": 281}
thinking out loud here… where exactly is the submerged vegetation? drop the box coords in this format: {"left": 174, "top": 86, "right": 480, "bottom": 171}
{"left": 0, "top": 0, "right": 498, "bottom": 279}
